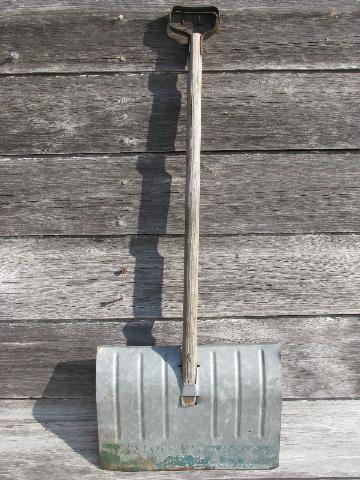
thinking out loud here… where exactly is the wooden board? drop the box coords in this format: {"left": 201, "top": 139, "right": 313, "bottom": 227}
{"left": 2, "top": 152, "right": 360, "bottom": 235}
{"left": 1, "top": 399, "right": 359, "bottom": 478}
{"left": 1, "top": 2, "right": 359, "bottom": 74}
{"left": 0, "top": 73, "right": 360, "bottom": 154}
{"left": 1, "top": 0, "right": 357, "bottom": 8}
{"left": 1, "top": 317, "right": 360, "bottom": 399}
{"left": 1, "top": 235, "right": 360, "bottom": 320}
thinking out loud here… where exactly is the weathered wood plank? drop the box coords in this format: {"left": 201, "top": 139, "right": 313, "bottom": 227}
{"left": 0, "top": 73, "right": 360, "bottom": 154}
{"left": 1, "top": 317, "right": 359, "bottom": 399}
{"left": 1, "top": 2, "right": 359, "bottom": 73}
{"left": 1, "top": 399, "right": 359, "bottom": 478}
{"left": 2, "top": 152, "right": 360, "bottom": 235}
{"left": 0, "top": 0, "right": 356, "bottom": 8}
{"left": 1, "top": 235, "right": 360, "bottom": 319}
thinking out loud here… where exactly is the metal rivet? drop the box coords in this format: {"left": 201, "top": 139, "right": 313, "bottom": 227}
{"left": 10, "top": 51, "right": 20, "bottom": 60}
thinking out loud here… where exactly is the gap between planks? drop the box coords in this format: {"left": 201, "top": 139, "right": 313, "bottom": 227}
{"left": 2, "top": 148, "right": 360, "bottom": 157}
{"left": 2, "top": 68, "right": 360, "bottom": 78}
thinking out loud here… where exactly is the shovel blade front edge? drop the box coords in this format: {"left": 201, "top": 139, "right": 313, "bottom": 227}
{"left": 96, "top": 344, "right": 281, "bottom": 471}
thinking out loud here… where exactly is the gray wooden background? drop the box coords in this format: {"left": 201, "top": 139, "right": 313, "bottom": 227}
{"left": 1, "top": 1, "right": 360, "bottom": 478}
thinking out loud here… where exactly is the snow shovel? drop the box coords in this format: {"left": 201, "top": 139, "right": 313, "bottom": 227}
{"left": 96, "top": 6, "right": 281, "bottom": 471}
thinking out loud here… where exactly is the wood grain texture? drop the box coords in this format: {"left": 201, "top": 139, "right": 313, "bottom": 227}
{"left": 0, "top": 73, "right": 360, "bottom": 154}
{"left": 182, "top": 34, "right": 202, "bottom": 392}
{"left": 1, "top": 2, "right": 360, "bottom": 73}
{"left": 1, "top": 399, "right": 359, "bottom": 478}
{"left": 1, "top": 0, "right": 356, "bottom": 8}
{"left": 1, "top": 235, "right": 360, "bottom": 320}
{"left": 1, "top": 317, "right": 360, "bottom": 399}
{"left": 1, "top": 152, "right": 360, "bottom": 235}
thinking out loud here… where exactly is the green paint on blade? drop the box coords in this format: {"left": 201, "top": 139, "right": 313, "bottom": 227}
{"left": 98, "top": 442, "right": 279, "bottom": 471}
{"left": 158, "top": 454, "right": 211, "bottom": 469}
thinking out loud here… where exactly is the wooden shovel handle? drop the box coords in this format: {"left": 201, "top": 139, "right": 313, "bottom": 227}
{"left": 182, "top": 33, "right": 202, "bottom": 404}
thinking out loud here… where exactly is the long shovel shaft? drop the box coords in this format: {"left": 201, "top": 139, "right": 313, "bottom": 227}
{"left": 182, "top": 33, "right": 202, "bottom": 404}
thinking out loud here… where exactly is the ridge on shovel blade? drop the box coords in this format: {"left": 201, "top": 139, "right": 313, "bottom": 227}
{"left": 96, "top": 344, "right": 281, "bottom": 471}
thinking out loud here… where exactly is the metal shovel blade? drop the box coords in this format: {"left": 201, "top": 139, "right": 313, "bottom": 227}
{"left": 97, "top": 344, "right": 281, "bottom": 471}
